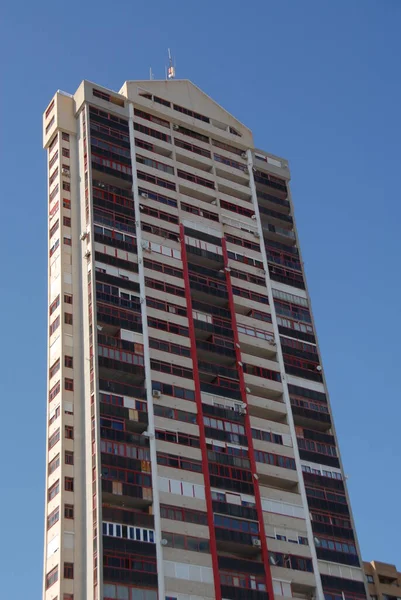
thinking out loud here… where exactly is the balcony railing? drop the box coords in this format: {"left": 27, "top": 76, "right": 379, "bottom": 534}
{"left": 220, "top": 586, "right": 269, "bottom": 600}
{"left": 316, "top": 547, "right": 360, "bottom": 567}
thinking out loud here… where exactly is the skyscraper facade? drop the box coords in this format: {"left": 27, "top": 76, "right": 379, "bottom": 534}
{"left": 43, "top": 79, "right": 368, "bottom": 600}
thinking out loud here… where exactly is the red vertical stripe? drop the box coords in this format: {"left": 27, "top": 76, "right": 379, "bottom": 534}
{"left": 180, "top": 225, "right": 222, "bottom": 600}
{"left": 221, "top": 237, "right": 275, "bottom": 600}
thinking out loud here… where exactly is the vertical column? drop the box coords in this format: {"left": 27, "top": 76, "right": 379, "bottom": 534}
{"left": 246, "top": 149, "right": 325, "bottom": 600}
{"left": 221, "top": 238, "right": 275, "bottom": 600}
{"left": 179, "top": 223, "right": 222, "bottom": 600}
{"left": 128, "top": 102, "right": 165, "bottom": 600}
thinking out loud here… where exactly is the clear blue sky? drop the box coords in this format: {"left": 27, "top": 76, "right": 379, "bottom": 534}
{"left": 1, "top": 0, "right": 400, "bottom": 595}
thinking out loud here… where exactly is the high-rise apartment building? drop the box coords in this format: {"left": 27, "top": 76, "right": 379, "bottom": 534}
{"left": 42, "top": 79, "right": 369, "bottom": 600}
{"left": 364, "top": 561, "right": 401, "bottom": 600}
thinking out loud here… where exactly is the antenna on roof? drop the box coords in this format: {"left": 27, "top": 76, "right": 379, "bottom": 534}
{"left": 166, "top": 48, "right": 176, "bottom": 80}
{"left": 149, "top": 67, "right": 154, "bottom": 81}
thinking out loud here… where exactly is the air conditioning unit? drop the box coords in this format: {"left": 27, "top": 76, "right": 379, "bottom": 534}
{"left": 245, "top": 387, "right": 251, "bottom": 394}
{"left": 161, "top": 538, "right": 168, "bottom": 546}
{"left": 98, "top": 182, "right": 106, "bottom": 189}
{"left": 140, "top": 192, "right": 148, "bottom": 198}
{"left": 173, "top": 124, "right": 179, "bottom": 130}
{"left": 253, "top": 231, "right": 260, "bottom": 238}
{"left": 84, "top": 250, "right": 91, "bottom": 259}
{"left": 62, "top": 168, "right": 70, "bottom": 177}
{"left": 251, "top": 215, "right": 257, "bottom": 220}
{"left": 252, "top": 539, "right": 261, "bottom": 547}
{"left": 80, "top": 232, "right": 88, "bottom": 241}
{"left": 241, "top": 152, "right": 247, "bottom": 159}
{"left": 252, "top": 166, "right": 257, "bottom": 173}
{"left": 238, "top": 407, "right": 246, "bottom": 416}
{"left": 152, "top": 389, "right": 161, "bottom": 398}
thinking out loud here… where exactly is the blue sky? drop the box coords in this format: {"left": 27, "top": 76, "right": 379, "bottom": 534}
{"left": 1, "top": 0, "right": 400, "bottom": 595}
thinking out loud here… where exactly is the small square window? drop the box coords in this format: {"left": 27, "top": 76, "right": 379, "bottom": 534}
{"left": 65, "top": 451, "right": 74, "bottom": 465}
{"left": 65, "top": 477, "right": 74, "bottom": 492}
{"left": 64, "top": 562, "right": 74, "bottom": 579}
{"left": 64, "top": 504, "right": 74, "bottom": 519}
{"left": 65, "top": 426, "right": 74, "bottom": 439}
{"left": 63, "top": 216, "right": 71, "bottom": 227}
{"left": 64, "top": 356, "right": 73, "bottom": 368}
{"left": 64, "top": 294, "right": 73, "bottom": 304}
{"left": 64, "top": 313, "right": 73, "bottom": 325}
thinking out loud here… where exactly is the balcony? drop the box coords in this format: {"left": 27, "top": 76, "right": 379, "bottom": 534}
{"left": 187, "top": 245, "right": 225, "bottom": 270}
{"left": 244, "top": 372, "right": 283, "bottom": 400}
{"left": 298, "top": 448, "right": 340, "bottom": 469}
{"left": 320, "top": 575, "right": 366, "bottom": 596}
{"left": 100, "top": 402, "right": 148, "bottom": 434}
{"left": 102, "top": 478, "right": 152, "bottom": 508}
{"left": 212, "top": 500, "right": 258, "bottom": 522}
{"left": 215, "top": 527, "right": 261, "bottom": 555}
{"left": 256, "top": 460, "right": 299, "bottom": 491}
{"left": 200, "top": 381, "right": 242, "bottom": 401}
{"left": 220, "top": 585, "right": 269, "bottom": 600}
{"left": 291, "top": 404, "right": 332, "bottom": 431}
{"left": 305, "top": 496, "right": 350, "bottom": 516}
{"left": 238, "top": 333, "right": 277, "bottom": 360}
{"left": 257, "top": 189, "right": 291, "bottom": 212}
{"left": 196, "top": 338, "right": 236, "bottom": 363}
{"left": 259, "top": 204, "right": 293, "bottom": 225}
{"left": 268, "top": 265, "right": 305, "bottom": 290}
{"left": 263, "top": 224, "right": 296, "bottom": 247}
{"left": 316, "top": 547, "right": 360, "bottom": 567}
{"left": 193, "top": 319, "right": 233, "bottom": 342}
{"left": 98, "top": 355, "right": 145, "bottom": 386}
{"left": 102, "top": 504, "right": 154, "bottom": 529}
{"left": 247, "top": 394, "right": 286, "bottom": 422}
{"left": 254, "top": 172, "right": 288, "bottom": 197}
{"left": 311, "top": 520, "right": 355, "bottom": 541}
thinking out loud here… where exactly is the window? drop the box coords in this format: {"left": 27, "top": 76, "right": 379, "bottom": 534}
{"left": 65, "top": 356, "right": 73, "bottom": 368}
{"left": 62, "top": 132, "right": 70, "bottom": 141}
{"left": 65, "top": 378, "right": 74, "bottom": 391}
{"left": 49, "top": 381, "right": 60, "bottom": 402}
{"left": 64, "top": 313, "right": 73, "bottom": 325}
{"left": 177, "top": 169, "right": 215, "bottom": 189}
{"left": 49, "top": 453, "right": 60, "bottom": 474}
{"left": 64, "top": 504, "right": 74, "bottom": 519}
{"left": 63, "top": 216, "right": 71, "bottom": 227}
{"left": 63, "top": 182, "right": 70, "bottom": 191}
{"left": 47, "top": 507, "right": 59, "bottom": 529}
{"left": 366, "top": 575, "right": 374, "bottom": 583}
{"left": 46, "top": 566, "right": 58, "bottom": 589}
{"left": 49, "top": 428, "right": 61, "bottom": 449}
{"left": 65, "top": 426, "right": 74, "bottom": 439}
{"left": 65, "top": 451, "right": 74, "bottom": 465}
{"left": 160, "top": 505, "right": 208, "bottom": 526}
{"left": 173, "top": 103, "right": 209, "bottom": 123}
{"left": 62, "top": 148, "right": 70, "bottom": 158}
{"left": 49, "top": 317, "right": 60, "bottom": 337}
{"left": 49, "top": 134, "right": 58, "bottom": 152}
{"left": 64, "top": 563, "right": 74, "bottom": 579}
{"left": 64, "top": 294, "right": 73, "bottom": 304}
{"left": 46, "top": 116, "right": 55, "bottom": 133}
{"left": 48, "top": 480, "right": 60, "bottom": 501}
{"left": 65, "top": 477, "right": 74, "bottom": 491}
{"left": 49, "top": 295, "right": 60, "bottom": 316}
{"left": 63, "top": 198, "right": 71, "bottom": 209}
{"left": 49, "top": 151, "right": 58, "bottom": 169}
